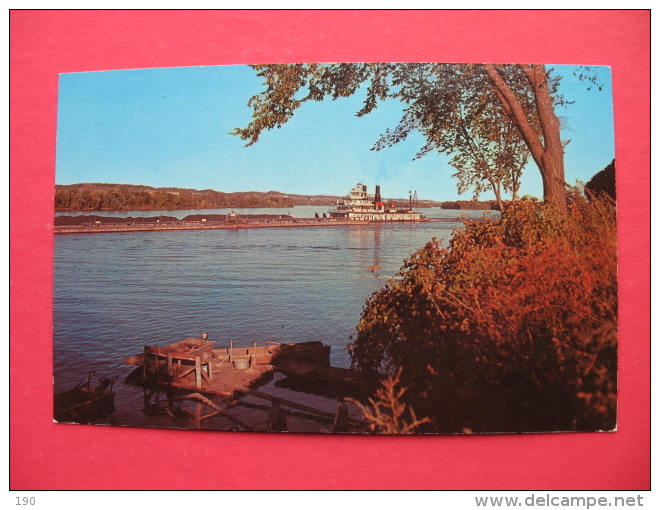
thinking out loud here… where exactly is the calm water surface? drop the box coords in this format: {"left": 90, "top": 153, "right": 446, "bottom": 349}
{"left": 53, "top": 206, "right": 492, "bottom": 432}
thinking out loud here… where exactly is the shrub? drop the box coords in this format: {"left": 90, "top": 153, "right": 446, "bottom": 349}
{"left": 348, "top": 369, "right": 431, "bottom": 434}
{"left": 349, "top": 191, "right": 617, "bottom": 433}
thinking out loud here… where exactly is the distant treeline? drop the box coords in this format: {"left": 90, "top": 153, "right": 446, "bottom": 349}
{"left": 55, "top": 182, "right": 488, "bottom": 211}
{"left": 54, "top": 183, "right": 339, "bottom": 211}
{"left": 54, "top": 213, "right": 294, "bottom": 226}
{"left": 441, "top": 200, "right": 499, "bottom": 210}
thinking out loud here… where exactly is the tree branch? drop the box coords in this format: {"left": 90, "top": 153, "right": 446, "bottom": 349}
{"left": 483, "top": 64, "right": 546, "bottom": 173}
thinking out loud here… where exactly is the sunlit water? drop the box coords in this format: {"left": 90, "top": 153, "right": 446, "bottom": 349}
{"left": 53, "top": 206, "right": 492, "bottom": 432}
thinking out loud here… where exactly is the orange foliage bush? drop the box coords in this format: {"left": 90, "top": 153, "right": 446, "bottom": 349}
{"left": 349, "top": 191, "right": 617, "bottom": 432}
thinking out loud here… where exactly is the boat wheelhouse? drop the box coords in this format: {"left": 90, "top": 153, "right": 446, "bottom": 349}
{"left": 329, "top": 183, "right": 425, "bottom": 221}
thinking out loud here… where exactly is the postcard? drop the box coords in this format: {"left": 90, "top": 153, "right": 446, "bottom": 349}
{"left": 53, "top": 63, "right": 616, "bottom": 434}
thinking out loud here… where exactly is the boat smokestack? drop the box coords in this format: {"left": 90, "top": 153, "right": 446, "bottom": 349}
{"left": 374, "top": 185, "right": 382, "bottom": 204}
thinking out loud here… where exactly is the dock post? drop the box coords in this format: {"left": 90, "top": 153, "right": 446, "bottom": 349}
{"left": 251, "top": 341, "right": 257, "bottom": 368}
{"left": 229, "top": 339, "right": 233, "bottom": 364}
{"left": 206, "top": 352, "right": 213, "bottom": 381}
{"left": 195, "top": 356, "right": 202, "bottom": 389}
{"left": 143, "top": 347, "right": 148, "bottom": 380}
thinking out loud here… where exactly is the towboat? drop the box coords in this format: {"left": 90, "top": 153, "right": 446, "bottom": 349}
{"left": 329, "top": 183, "right": 426, "bottom": 221}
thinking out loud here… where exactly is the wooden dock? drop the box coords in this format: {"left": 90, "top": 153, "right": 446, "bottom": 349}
{"left": 123, "top": 338, "right": 371, "bottom": 429}
{"left": 124, "top": 339, "right": 332, "bottom": 399}
{"left": 129, "top": 362, "right": 276, "bottom": 398}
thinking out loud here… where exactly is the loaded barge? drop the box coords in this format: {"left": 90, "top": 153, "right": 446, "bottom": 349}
{"left": 54, "top": 216, "right": 374, "bottom": 234}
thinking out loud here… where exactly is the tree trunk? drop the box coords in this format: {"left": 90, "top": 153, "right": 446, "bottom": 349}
{"left": 521, "top": 64, "right": 566, "bottom": 215}
{"left": 483, "top": 64, "right": 567, "bottom": 216}
{"left": 488, "top": 177, "right": 505, "bottom": 212}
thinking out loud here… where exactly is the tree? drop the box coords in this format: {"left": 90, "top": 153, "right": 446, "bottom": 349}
{"left": 585, "top": 159, "right": 616, "bottom": 201}
{"left": 370, "top": 64, "right": 532, "bottom": 210}
{"left": 232, "top": 63, "right": 568, "bottom": 213}
{"left": 483, "top": 64, "right": 567, "bottom": 214}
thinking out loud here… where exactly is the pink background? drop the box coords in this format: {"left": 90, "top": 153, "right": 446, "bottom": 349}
{"left": 10, "top": 10, "right": 650, "bottom": 490}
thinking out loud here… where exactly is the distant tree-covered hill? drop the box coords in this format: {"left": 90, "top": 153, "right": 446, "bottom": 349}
{"left": 441, "top": 200, "right": 499, "bottom": 210}
{"left": 54, "top": 183, "right": 341, "bottom": 211}
{"left": 55, "top": 183, "right": 446, "bottom": 211}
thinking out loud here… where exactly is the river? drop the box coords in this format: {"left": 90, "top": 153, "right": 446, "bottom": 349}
{"left": 53, "top": 206, "right": 492, "bottom": 433}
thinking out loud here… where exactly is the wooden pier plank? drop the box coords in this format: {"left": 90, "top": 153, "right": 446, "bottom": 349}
{"left": 236, "top": 386, "right": 365, "bottom": 425}
{"left": 137, "top": 362, "right": 275, "bottom": 398}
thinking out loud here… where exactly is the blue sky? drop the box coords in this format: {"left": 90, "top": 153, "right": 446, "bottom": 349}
{"left": 56, "top": 64, "right": 615, "bottom": 202}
